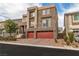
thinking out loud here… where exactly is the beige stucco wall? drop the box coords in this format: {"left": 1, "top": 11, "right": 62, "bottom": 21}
{"left": 69, "top": 15, "right": 79, "bottom": 28}
{"left": 22, "top": 16, "right": 27, "bottom": 22}
{"left": 0, "top": 22, "right": 4, "bottom": 29}
{"left": 65, "top": 14, "right": 79, "bottom": 33}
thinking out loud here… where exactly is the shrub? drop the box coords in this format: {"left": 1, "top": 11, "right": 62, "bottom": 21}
{"left": 68, "top": 32, "right": 74, "bottom": 43}
{"left": 0, "top": 36, "right": 4, "bottom": 41}
{"left": 0, "top": 36, "right": 16, "bottom": 41}
{"left": 64, "top": 32, "right": 75, "bottom": 45}
{"left": 64, "top": 35, "right": 68, "bottom": 42}
{"left": 66, "top": 40, "right": 70, "bottom": 45}
{"left": 5, "top": 36, "right": 16, "bottom": 41}
{"left": 64, "top": 35, "right": 70, "bottom": 45}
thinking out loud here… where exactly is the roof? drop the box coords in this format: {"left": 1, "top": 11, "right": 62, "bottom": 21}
{"left": 13, "top": 18, "right": 22, "bottom": 21}
{"left": 65, "top": 11, "right": 79, "bottom": 15}
{"left": 18, "top": 22, "right": 27, "bottom": 26}
{"left": 0, "top": 18, "right": 22, "bottom": 23}
{"left": 23, "top": 14, "right": 27, "bottom": 17}
{"left": 27, "top": 5, "right": 56, "bottom": 11}
{"left": 38, "top": 5, "right": 56, "bottom": 10}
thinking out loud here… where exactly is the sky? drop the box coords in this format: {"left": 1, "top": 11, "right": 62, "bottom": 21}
{"left": 0, "top": 3, "right": 79, "bottom": 27}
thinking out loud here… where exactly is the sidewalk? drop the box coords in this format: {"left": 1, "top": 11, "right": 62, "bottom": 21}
{"left": 0, "top": 39, "right": 79, "bottom": 51}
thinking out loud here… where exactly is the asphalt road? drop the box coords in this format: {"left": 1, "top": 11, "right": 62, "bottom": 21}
{"left": 0, "top": 43, "right": 79, "bottom": 56}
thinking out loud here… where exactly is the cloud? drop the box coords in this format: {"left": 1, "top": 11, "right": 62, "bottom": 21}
{"left": 57, "top": 4, "right": 66, "bottom": 27}
{"left": 58, "top": 3, "right": 79, "bottom": 27}
{"left": 0, "top": 3, "right": 42, "bottom": 21}
{"left": 64, "top": 4, "right": 79, "bottom": 13}
{"left": 58, "top": 13, "right": 64, "bottom": 27}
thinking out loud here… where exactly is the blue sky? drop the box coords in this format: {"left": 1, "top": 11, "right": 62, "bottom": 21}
{"left": 0, "top": 3, "right": 79, "bottom": 27}
{"left": 42, "top": 3, "right": 74, "bottom": 13}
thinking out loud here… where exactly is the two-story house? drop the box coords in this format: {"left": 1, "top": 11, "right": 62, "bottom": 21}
{"left": 64, "top": 12, "right": 79, "bottom": 36}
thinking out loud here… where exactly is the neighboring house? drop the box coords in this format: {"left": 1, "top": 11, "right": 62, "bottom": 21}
{"left": 23, "top": 5, "right": 58, "bottom": 39}
{"left": 0, "top": 19, "right": 22, "bottom": 37}
{"left": 0, "top": 21, "right": 5, "bottom": 36}
{"left": 64, "top": 12, "right": 79, "bottom": 36}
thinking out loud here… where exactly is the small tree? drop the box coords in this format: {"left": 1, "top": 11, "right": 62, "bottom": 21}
{"left": 64, "top": 35, "right": 70, "bottom": 45}
{"left": 64, "top": 32, "right": 75, "bottom": 45}
{"left": 68, "top": 32, "right": 74, "bottom": 43}
{"left": 4, "top": 19, "right": 18, "bottom": 36}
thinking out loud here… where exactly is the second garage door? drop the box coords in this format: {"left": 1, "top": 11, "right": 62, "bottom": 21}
{"left": 37, "top": 31, "right": 53, "bottom": 38}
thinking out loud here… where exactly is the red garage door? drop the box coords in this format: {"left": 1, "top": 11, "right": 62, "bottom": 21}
{"left": 37, "top": 31, "right": 53, "bottom": 38}
{"left": 27, "top": 32, "right": 34, "bottom": 38}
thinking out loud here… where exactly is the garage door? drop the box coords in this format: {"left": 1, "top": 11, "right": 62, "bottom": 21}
{"left": 37, "top": 31, "right": 53, "bottom": 38}
{"left": 27, "top": 32, "right": 34, "bottom": 38}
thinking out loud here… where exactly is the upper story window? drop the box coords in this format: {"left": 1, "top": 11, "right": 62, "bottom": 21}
{"left": 22, "top": 16, "right": 27, "bottom": 22}
{"left": 29, "top": 19, "right": 34, "bottom": 28}
{"left": 30, "top": 12, "right": 35, "bottom": 17}
{"left": 42, "top": 18, "right": 51, "bottom": 28}
{"left": 42, "top": 9, "right": 50, "bottom": 15}
{"left": 74, "top": 14, "right": 79, "bottom": 21}
{"left": 29, "top": 21, "right": 34, "bottom": 28}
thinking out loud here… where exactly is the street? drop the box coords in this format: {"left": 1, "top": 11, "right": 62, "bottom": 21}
{"left": 0, "top": 43, "right": 79, "bottom": 56}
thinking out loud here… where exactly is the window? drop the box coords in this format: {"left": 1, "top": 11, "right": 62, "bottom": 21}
{"left": 30, "top": 19, "right": 34, "bottom": 22}
{"left": 42, "top": 18, "right": 51, "bottom": 28}
{"left": 22, "top": 16, "right": 27, "bottom": 22}
{"left": 29, "top": 18, "right": 35, "bottom": 28}
{"left": 29, "top": 21, "right": 34, "bottom": 28}
{"left": 30, "top": 12, "right": 35, "bottom": 17}
{"left": 74, "top": 14, "right": 79, "bottom": 21}
{"left": 42, "top": 9, "right": 50, "bottom": 15}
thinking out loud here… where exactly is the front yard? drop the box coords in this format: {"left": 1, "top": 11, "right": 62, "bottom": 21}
{"left": 0, "top": 38, "right": 79, "bottom": 49}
